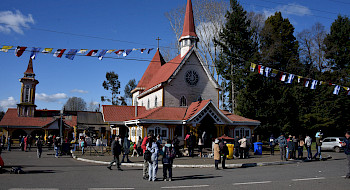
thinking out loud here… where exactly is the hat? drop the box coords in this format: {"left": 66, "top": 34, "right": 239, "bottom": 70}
{"left": 289, "top": 135, "right": 292, "bottom": 138}
{"left": 214, "top": 139, "right": 219, "bottom": 144}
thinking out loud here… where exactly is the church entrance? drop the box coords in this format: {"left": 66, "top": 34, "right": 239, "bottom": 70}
{"left": 198, "top": 115, "right": 217, "bottom": 147}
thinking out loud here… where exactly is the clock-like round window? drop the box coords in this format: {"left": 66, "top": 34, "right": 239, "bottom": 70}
{"left": 185, "top": 70, "right": 199, "bottom": 86}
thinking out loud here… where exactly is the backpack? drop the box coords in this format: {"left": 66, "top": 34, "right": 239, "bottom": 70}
{"left": 163, "top": 146, "right": 175, "bottom": 164}
{"left": 144, "top": 150, "right": 152, "bottom": 162}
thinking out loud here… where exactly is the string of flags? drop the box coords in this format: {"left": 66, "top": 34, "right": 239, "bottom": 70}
{"left": 250, "top": 63, "right": 350, "bottom": 96}
{"left": 0, "top": 45, "right": 155, "bottom": 61}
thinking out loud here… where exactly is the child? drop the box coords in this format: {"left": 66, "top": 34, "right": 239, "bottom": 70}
{"left": 131, "top": 142, "right": 139, "bottom": 157}
{"left": 162, "top": 139, "right": 175, "bottom": 181}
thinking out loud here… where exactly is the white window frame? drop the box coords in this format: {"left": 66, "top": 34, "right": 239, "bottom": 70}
{"left": 147, "top": 125, "right": 169, "bottom": 139}
{"left": 234, "top": 127, "right": 251, "bottom": 139}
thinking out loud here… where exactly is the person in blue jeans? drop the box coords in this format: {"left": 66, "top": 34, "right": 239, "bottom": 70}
{"left": 305, "top": 135, "right": 312, "bottom": 160}
{"left": 7, "top": 136, "right": 12, "bottom": 151}
{"left": 314, "top": 131, "right": 323, "bottom": 160}
{"left": 275, "top": 134, "right": 287, "bottom": 161}
{"left": 147, "top": 137, "right": 159, "bottom": 182}
{"left": 341, "top": 131, "right": 350, "bottom": 179}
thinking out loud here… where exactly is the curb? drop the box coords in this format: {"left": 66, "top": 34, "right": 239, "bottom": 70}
{"left": 72, "top": 154, "right": 303, "bottom": 169}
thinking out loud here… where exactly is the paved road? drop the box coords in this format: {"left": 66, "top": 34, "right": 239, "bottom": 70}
{"left": 0, "top": 149, "right": 349, "bottom": 190}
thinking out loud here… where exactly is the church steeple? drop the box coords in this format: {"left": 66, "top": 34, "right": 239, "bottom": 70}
{"left": 17, "top": 58, "right": 39, "bottom": 117}
{"left": 179, "top": 0, "right": 199, "bottom": 57}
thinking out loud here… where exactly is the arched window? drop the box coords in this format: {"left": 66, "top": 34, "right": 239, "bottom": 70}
{"left": 147, "top": 99, "right": 150, "bottom": 109}
{"left": 155, "top": 96, "right": 158, "bottom": 107}
{"left": 180, "top": 96, "right": 187, "bottom": 107}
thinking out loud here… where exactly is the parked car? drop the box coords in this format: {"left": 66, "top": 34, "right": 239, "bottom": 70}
{"left": 321, "top": 137, "right": 345, "bottom": 153}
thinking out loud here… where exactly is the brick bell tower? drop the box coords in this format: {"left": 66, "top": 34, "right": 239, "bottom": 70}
{"left": 17, "top": 58, "right": 39, "bottom": 117}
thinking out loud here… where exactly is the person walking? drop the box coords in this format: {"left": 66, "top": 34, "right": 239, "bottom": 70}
{"left": 121, "top": 136, "right": 131, "bottom": 163}
{"left": 198, "top": 133, "right": 204, "bottom": 158}
{"left": 36, "top": 136, "right": 43, "bottom": 158}
{"left": 131, "top": 142, "right": 139, "bottom": 157}
{"left": 234, "top": 136, "right": 240, "bottom": 158}
{"left": 314, "top": 131, "right": 323, "bottom": 160}
{"left": 20, "top": 136, "right": 25, "bottom": 151}
{"left": 54, "top": 137, "right": 60, "bottom": 158}
{"left": 147, "top": 136, "right": 159, "bottom": 182}
{"left": 269, "top": 134, "right": 276, "bottom": 155}
{"left": 276, "top": 134, "right": 287, "bottom": 161}
{"left": 221, "top": 141, "right": 229, "bottom": 169}
{"left": 287, "top": 136, "right": 295, "bottom": 160}
{"left": 213, "top": 139, "right": 220, "bottom": 170}
{"left": 238, "top": 136, "right": 247, "bottom": 159}
{"left": 24, "top": 136, "right": 28, "bottom": 152}
{"left": 80, "top": 137, "right": 87, "bottom": 155}
{"left": 297, "top": 136, "right": 304, "bottom": 159}
{"left": 305, "top": 135, "right": 312, "bottom": 160}
{"left": 186, "top": 132, "right": 195, "bottom": 157}
{"left": 137, "top": 136, "right": 143, "bottom": 156}
{"left": 341, "top": 131, "right": 350, "bottom": 179}
{"left": 142, "top": 133, "right": 152, "bottom": 180}
{"left": 162, "top": 139, "right": 175, "bottom": 181}
{"left": 7, "top": 136, "right": 12, "bottom": 151}
{"left": 107, "top": 136, "right": 123, "bottom": 171}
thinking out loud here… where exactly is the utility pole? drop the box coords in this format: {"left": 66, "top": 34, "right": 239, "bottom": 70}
{"left": 60, "top": 109, "right": 63, "bottom": 144}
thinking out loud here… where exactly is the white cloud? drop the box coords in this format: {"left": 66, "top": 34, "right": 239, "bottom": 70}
{"left": 36, "top": 93, "right": 68, "bottom": 102}
{"left": 0, "top": 96, "right": 18, "bottom": 110}
{"left": 263, "top": 3, "right": 311, "bottom": 18}
{"left": 0, "top": 10, "right": 35, "bottom": 34}
{"left": 71, "top": 89, "right": 88, "bottom": 94}
{"left": 90, "top": 101, "right": 99, "bottom": 106}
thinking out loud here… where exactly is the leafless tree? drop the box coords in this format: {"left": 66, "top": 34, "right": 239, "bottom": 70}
{"left": 87, "top": 101, "right": 100, "bottom": 112}
{"left": 63, "top": 97, "right": 87, "bottom": 111}
{"left": 164, "top": 0, "right": 228, "bottom": 79}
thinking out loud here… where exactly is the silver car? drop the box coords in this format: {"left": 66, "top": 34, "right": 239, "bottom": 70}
{"left": 321, "top": 137, "right": 345, "bottom": 153}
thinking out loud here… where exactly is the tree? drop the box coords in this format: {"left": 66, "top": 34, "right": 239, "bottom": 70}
{"left": 0, "top": 107, "right": 5, "bottom": 121}
{"left": 214, "top": 0, "right": 258, "bottom": 113}
{"left": 165, "top": 0, "right": 228, "bottom": 78}
{"left": 87, "top": 101, "right": 100, "bottom": 112}
{"left": 124, "top": 79, "right": 137, "bottom": 106}
{"left": 63, "top": 97, "right": 87, "bottom": 111}
{"left": 101, "top": 71, "right": 126, "bottom": 105}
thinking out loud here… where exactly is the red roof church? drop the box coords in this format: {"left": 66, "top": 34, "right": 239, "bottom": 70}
{"left": 102, "top": 0, "right": 260, "bottom": 143}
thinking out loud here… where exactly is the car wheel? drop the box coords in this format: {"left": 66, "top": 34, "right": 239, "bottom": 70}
{"left": 334, "top": 147, "right": 340, "bottom": 153}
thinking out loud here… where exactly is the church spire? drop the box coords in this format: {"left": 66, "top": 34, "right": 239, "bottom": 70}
{"left": 179, "top": 0, "right": 199, "bottom": 57}
{"left": 24, "top": 58, "right": 35, "bottom": 78}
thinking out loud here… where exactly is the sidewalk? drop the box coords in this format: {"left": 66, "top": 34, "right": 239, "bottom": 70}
{"left": 72, "top": 150, "right": 307, "bottom": 168}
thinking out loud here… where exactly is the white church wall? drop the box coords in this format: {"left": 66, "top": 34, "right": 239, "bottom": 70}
{"left": 137, "top": 88, "right": 163, "bottom": 109}
{"left": 164, "top": 52, "right": 219, "bottom": 107}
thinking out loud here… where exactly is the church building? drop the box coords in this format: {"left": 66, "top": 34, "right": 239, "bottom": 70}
{"left": 102, "top": 0, "right": 260, "bottom": 143}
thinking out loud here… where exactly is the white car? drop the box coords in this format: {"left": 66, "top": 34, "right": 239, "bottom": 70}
{"left": 321, "top": 137, "right": 345, "bottom": 153}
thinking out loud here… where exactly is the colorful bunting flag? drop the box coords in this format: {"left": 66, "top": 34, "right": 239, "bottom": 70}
{"left": 65, "top": 49, "right": 78, "bottom": 60}
{"left": 115, "top": 49, "right": 124, "bottom": 56}
{"left": 333, "top": 85, "right": 341, "bottom": 95}
{"left": 53, "top": 49, "right": 66, "bottom": 58}
{"left": 86, "top": 50, "right": 98, "bottom": 56}
{"left": 147, "top": 48, "right": 154, "bottom": 54}
{"left": 123, "top": 49, "right": 132, "bottom": 57}
{"left": 250, "top": 63, "right": 257, "bottom": 72}
{"left": 30, "top": 47, "right": 41, "bottom": 60}
{"left": 264, "top": 67, "right": 271, "bottom": 77}
{"left": 297, "top": 76, "right": 302, "bottom": 83}
{"left": 280, "top": 72, "right": 286, "bottom": 82}
{"left": 78, "top": 49, "right": 88, "bottom": 54}
{"left": 15, "top": 46, "right": 27, "bottom": 57}
{"left": 98, "top": 49, "right": 108, "bottom": 60}
{"left": 286, "top": 74, "right": 294, "bottom": 84}
{"left": 42, "top": 48, "right": 53, "bottom": 54}
{"left": 310, "top": 80, "right": 318, "bottom": 90}
{"left": 271, "top": 69, "right": 278, "bottom": 78}
{"left": 132, "top": 48, "right": 139, "bottom": 51}
{"left": 0, "top": 46, "right": 13, "bottom": 52}
{"left": 141, "top": 48, "right": 146, "bottom": 53}
{"left": 259, "top": 65, "right": 265, "bottom": 75}
{"left": 304, "top": 79, "right": 310, "bottom": 87}
{"left": 107, "top": 49, "right": 116, "bottom": 54}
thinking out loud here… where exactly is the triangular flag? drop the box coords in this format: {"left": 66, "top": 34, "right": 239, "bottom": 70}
{"left": 250, "top": 63, "right": 257, "bottom": 72}
{"left": 280, "top": 72, "right": 286, "bottom": 82}
{"left": 271, "top": 69, "right": 278, "bottom": 78}
{"left": 333, "top": 85, "right": 341, "bottom": 95}
{"left": 65, "top": 49, "right": 78, "bottom": 60}
{"left": 42, "top": 48, "right": 53, "bottom": 54}
{"left": 15, "top": 46, "right": 27, "bottom": 57}
{"left": 123, "top": 49, "right": 132, "bottom": 57}
{"left": 0, "top": 45, "right": 13, "bottom": 52}
{"left": 147, "top": 48, "right": 154, "bottom": 54}
{"left": 304, "top": 79, "right": 310, "bottom": 87}
{"left": 107, "top": 49, "right": 116, "bottom": 54}
{"left": 310, "top": 80, "right": 318, "bottom": 90}
{"left": 264, "top": 67, "right": 271, "bottom": 77}
{"left": 132, "top": 48, "right": 139, "bottom": 51}
{"left": 115, "top": 49, "right": 124, "bottom": 56}
{"left": 78, "top": 49, "right": 88, "bottom": 54}
{"left": 141, "top": 48, "right": 146, "bottom": 53}
{"left": 53, "top": 49, "right": 66, "bottom": 58}
{"left": 297, "top": 76, "right": 302, "bottom": 83}
{"left": 286, "top": 74, "right": 294, "bottom": 84}
{"left": 98, "top": 49, "right": 108, "bottom": 60}
{"left": 86, "top": 50, "right": 98, "bottom": 56}
{"left": 30, "top": 47, "right": 41, "bottom": 60}
{"left": 259, "top": 65, "right": 265, "bottom": 75}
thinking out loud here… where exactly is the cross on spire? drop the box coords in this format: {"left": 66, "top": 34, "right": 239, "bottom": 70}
{"left": 156, "top": 37, "right": 161, "bottom": 49}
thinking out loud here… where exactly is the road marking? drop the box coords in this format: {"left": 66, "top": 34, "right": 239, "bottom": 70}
{"left": 161, "top": 185, "right": 209, "bottom": 189}
{"left": 233, "top": 181, "right": 272, "bottom": 185}
{"left": 89, "top": 188, "right": 135, "bottom": 190}
{"left": 9, "top": 189, "right": 59, "bottom": 190}
{"left": 291, "top": 177, "right": 326, "bottom": 181}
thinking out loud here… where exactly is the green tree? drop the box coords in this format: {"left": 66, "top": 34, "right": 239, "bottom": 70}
{"left": 214, "top": 0, "right": 258, "bottom": 113}
{"left": 124, "top": 79, "right": 137, "bottom": 105}
{"left": 63, "top": 97, "right": 87, "bottom": 111}
{"left": 101, "top": 71, "right": 126, "bottom": 105}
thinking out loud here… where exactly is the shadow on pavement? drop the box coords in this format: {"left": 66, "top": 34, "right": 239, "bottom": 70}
{"left": 172, "top": 174, "right": 222, "bottom": 181}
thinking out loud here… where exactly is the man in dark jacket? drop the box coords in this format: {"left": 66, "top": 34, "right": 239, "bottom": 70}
{"left": 107, "top": 136, "right": 122, "bottom": 171}
{"left": 341, "top": 131, "right": 350, "bottom": 179}
{"left": 234, "top": 136, "right": 240, "bottom": 158}
{"left": 221, "top": 141, "right": 229, "bottom": 169}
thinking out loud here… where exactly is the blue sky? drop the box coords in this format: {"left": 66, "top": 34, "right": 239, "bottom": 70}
{"left": 0, "top": 0, "right": 349, "bottom": 111}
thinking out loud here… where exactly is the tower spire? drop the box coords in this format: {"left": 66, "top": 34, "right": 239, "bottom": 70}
{"left": 179, "top": 0, "right": 199, "bottom": 57}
